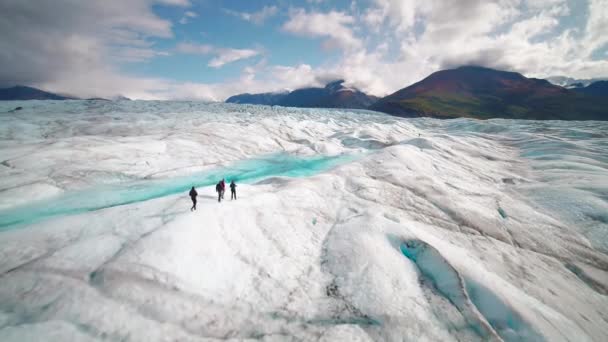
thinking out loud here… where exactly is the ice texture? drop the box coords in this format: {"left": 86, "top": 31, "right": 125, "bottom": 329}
{"left": 0, "top": 153, "right": 358, "bottom": 229}
{"left": 0, "top": 100, "right": 607, "bottom": 341}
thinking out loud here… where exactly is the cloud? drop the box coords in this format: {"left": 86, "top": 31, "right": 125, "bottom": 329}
{"left": 364, "top": 0, "right": 417, "bottom": 32}
{"left": 208, "top": 49, "right": 261, "bottom": 68}
{"left": 117, "top": 62, "right": 321, "bottom": 101}
{"left": 124, "top": 1, "right": 608, "bottom": 99}
{"left": 111, "top": 47, "right": 171, "bottom": 63}
{"left": 2, "top": 0, "right": 608, "bottom": 101}
{"left": 336, "top": 0, "right": 608, "bottom": 96}
{"left": 175, "top": 42, "right": 214, "bottom": 54}
{"left": 0, "top": 0, "right": 188, "bottom": 97}
{"left": 179, "top": 10, "right": 198, "bottom": 24}
{"left": 282, "top": 8, "right": 361, "bottom": 50}
{"left": 269, "top": 64, "right": 319, "bottom": 88}
{"left": 582, "top": 0, "right": 608, "bottom": 57}
{"left": 176, "top": 43, "right": 261, "bottom": 68}
{"left": 224, "top": 6, "right": 278, "bottom": 25}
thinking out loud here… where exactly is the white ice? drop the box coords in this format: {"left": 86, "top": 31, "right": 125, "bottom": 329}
{"left": 0, "top": 101, "right": 607, "bottom": 341}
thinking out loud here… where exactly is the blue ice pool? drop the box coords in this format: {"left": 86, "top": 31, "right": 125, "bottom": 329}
{"left": 0, "top": 153, "right": 357, "bottom": 230}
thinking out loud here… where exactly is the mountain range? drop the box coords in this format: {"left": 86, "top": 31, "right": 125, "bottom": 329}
{"left": 229, "top": 67, "right": 606, "bottom": 120}
{"left": 225, "top": 91, "right": 288, "bottom": 106}
{"left": 0, "top": 86, "right": 131, "bottom": 101}
{"left": 573, "top": 80, "right": 608, "bottom": 97}
{"left": 370, "top": 66, "right": 607, "bottom": 120}
{"left": 2, "top": 67, "right": 607, "bottom": 120}
{"left": 226, "top": 80, "right": 378, "bottom": 109}
{"left": 546, "top": 76, "right": 607, "bottom": 88}
{"left": 0, "top": 85, "right": 75, "bottom": 100}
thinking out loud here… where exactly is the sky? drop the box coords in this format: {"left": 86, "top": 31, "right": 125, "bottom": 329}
{"left": 0, "top": 0, "right": 607, "bottom": 100}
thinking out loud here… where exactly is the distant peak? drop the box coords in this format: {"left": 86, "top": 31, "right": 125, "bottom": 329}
{"left": 324, "top": 80, "right": 347, "bottom": 92}
{"left": 0, "top": 85, "right": 74, "bottom": 100}
{"left": 325, "top": 79, "right": 345, "bottom": 87}
{"left": 8, "top": 85, "right": 37, "bottom": 90}
{"left": 567, "top": 82, "right": 585, "bottom": 89}
{"left": 453, "top": 66, "right": 514, "bottom": 74}
{"left": 456, "top": 65, "right": 492, "bottom": 70}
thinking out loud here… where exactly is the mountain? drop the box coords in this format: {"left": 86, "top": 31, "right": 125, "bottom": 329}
{"left": 568, "top": 82, "right": 585, "bottom": 89}
{"left": 226, "top": 80, "right": 378, "bottom": 109}
{"left": 113, "top": 95, "right": 132, "bottom": 101}
{"left": 370, "top": 66, "right": 608, "bottom": 120}
{"left": 0, "top": 85, "right": 75, "bottom": 100}
{"left": 573, "top": 81, "right": 608, "bottom": 97}
{"left": 225, "top": 91, "right": 288, "bottom": 105}
{"left": 0, "top": 86, "right": 136, "bottom": 101}
{"left": 85, "top": 97, "right": 111, "bottom": 101}
{"left": 546, "top": 76, "right": 607, "bottom": 88}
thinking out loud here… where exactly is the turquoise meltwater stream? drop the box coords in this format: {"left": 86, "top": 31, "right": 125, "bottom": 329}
{"left": 0, "top": 153, "right": 358, "bottom": 230}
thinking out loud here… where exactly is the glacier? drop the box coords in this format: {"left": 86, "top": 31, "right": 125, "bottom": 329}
{"left": 0, "top": 100, "right": 607, "bottom": 341}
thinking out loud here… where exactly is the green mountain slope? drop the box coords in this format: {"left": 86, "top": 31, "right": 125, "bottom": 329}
{"left": 371, "top": 66, "right": 608, "bottom": 120}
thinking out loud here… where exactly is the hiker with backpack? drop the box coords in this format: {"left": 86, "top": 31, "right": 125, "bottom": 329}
{"left": 216, "top": 181, "right": 223, "bottom": 202}
{"left": 230, "top": 180, "right": 237, "bottom": 200}
{"left": 189, "top": 186, "right": 198, "bottom": 210}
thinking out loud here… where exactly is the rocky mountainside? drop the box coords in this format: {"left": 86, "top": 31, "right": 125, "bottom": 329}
{"left": 371, "top": 66, "right": 608, "bottom": 120}
{"left": 573, "top": 81, "right": 608, "bottom": 97}
{"left": 0, "top": 85, "right": 74, "bottom": 100}
{"left": 226, "top": 80, "right": 378, "bottom": 109}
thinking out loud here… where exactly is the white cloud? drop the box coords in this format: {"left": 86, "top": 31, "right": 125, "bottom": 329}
{"left": 208, "top": 49, "right": 260, "bottom": 68}
{"left": 111, "top": 47, "right": 171, "bottom": 63}
{"left": 224, "top": 6, "right": 278, "bottom": 25}
{"left": 526, "top": 0, "right": 567, "bottom": 10}
{"left": 2, "top": 0, "right": 608, "bottom": 101}
{"left": 269, "top": 64, "right": 319, "bottom": 89}
{"left": 176, "top": 43, "right": 260, "bottom": 68}
{"left": 509, "top": 14, "right": 559, "bottom": 39}
{"left": 365, "top": 0, "right": 417, "bottom": 32}
{"left": 131, "top": 0, "right": 608, "bottom": 99}
{"left": 582, "top": 0, "right": 608, "bottom": 57}
{"left": 0, "top": 0, "right": 189, "bottom": 97}
{"left": 157, "top": 0, "right": 190, "bottom": 6}
{"left": 179, "top": 10, "right": 198, "bottom": 24}
{"left": 282, "top": 8, "right": 361, "bottom": 50}
{"left": 112, "top": 63, "right": 320, "bottom": 101}
{"left": 176, "top": 42, "right": 214, "bottom": 54}
{"left": 334, "top": 0, "right": 608, "bottom": 96}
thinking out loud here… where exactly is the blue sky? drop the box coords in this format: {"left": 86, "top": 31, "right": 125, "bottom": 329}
{"left": 133, "top": 1, "right": 341, "bottom": 84}
{"left": 1, "top": 0, "right": 607, "bottom": 99}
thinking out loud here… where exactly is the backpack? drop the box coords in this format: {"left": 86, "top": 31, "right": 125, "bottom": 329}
{"left": 216, "top": 183, "right": 221, "bottom": 192}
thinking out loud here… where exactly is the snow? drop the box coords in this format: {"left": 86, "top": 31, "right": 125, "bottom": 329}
{"left": 0, "top": 100, "right": 607, "bottom": 341}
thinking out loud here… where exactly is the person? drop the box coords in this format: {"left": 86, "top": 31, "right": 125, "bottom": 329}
{"left": 230, "top": 180, "right": 237, "bottom": 200}
{"left": 216, "top": 181, "right": 223, "bottom": 202}
{"left": 220, "top": 179, "right": 226, "bottom": 199}
{"left": 189, "top": 186, "right": 198, "bottom": 211}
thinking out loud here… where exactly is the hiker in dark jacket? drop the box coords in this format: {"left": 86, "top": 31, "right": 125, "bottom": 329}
{"left": 230, "top": 180, "right": 237, "bottom": 200}
{"left": 220, "top": 179, "right": 226, "bottom": 199}
{"left": 216, "top": 182, "right": 222, "bottom": 202}
{"left": 189, "top": 186, "right": 198, "bottom": 211}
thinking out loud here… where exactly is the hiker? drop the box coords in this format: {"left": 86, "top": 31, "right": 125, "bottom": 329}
{"left": 216, "top": 181, "right": 223, "bottom": 202}
{"left": 220, "top": 179, "right": 226, "bottom": 200}
{"left": 189, "top": 186, "right": 198, "bottom": 211}
{"left": 7, "top": 106, "right": 23, "bottom": 113}
{"left": 230, "top": 180, "right": 237, "bottom": 200}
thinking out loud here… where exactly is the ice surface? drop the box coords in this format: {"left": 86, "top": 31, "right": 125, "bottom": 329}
{"left": 0, "top": 153, "right": 358, "bottom": 229}
{"left": 1, "top": 101, "right": 608, "bottom": 341}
